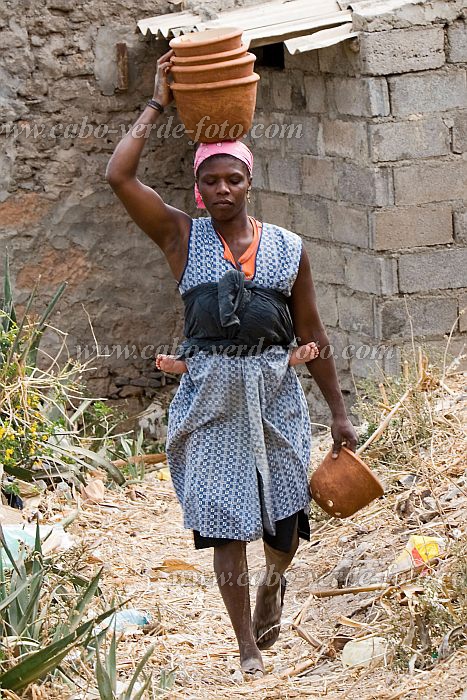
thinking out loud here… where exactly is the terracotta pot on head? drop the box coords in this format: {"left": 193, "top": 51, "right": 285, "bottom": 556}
{"left": 170, "top": 27, "right": 243, "bottom": 58}
{"left": 171, "top": 73, "right": 260, "bottom": 143}
{"left": 310, "top": 447, "right": 384, "bottom": 518}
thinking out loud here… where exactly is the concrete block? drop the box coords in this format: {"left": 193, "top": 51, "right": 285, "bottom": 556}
{"left": 452, "top": 112, "right": 467, "bottom": 154}
{"left": 394, "top": 160, "right": 467, "bottom": 205}
{"left": 376, "top": 296, "right": 459, "bottom": 340}
{"left": 389, "top": 69, "right": 467, "bottom": 117}
{"left": 268, "top": 156, "right": 301, "bottom": 194}
{"left": 399, "top": 248, "right": 467, "bottom": 292}
{"left": 290, "top": 69, "right": 306, "bottom": 112}
{"left": 454, "top": 210, "right": 467, "bottom": 243}
{"left": 329, "top": 204, "right": 370, "bottom": 248}
{"left": 351, "top": 1, "right": 466, "bottom": 32}
{"left": 301, "top": 240, "right": 345, "bottom": 284}
{"left": 254, "top": 71, "right": 267, "bottom": 111}
{"left": 348, "top": 335, "right": 400, "bottom": 378}
{"left": 302, "top": 157, "right": 335, "bottom": 199}
{"left": 315, "top": 282, "right": 339, "bottom": 327}
{"left": 326, "top": 327, "right": 351, "bottom": 370}
{"left": 322, "top": 118, "right": 369, "bottom": 160}
{"left": 371, "top": 205, "right": 453, "bottom": 250}
{"left": 369, "top": 117, "right": 450, "bottom": 162}
{"left": 250, "top": 111, "right": 287, "bottom": 151}
{"left": 287, "top": 115, "right": 320, "bottom": 154}
{"left": 337, "top": 163, "right": 393, "bottom": 206}
{"left": 459, "top": 293, "right": 467, "bottom": 333}
{"left": 327, "top": 77, "right": 390, "bottom": 117}
{"left": 270, "top": 71, "right": 293, "bottom": 111}
{"left": 345, "top": 251, "right": 398, "bottom": 295}
{"left": 257, "top": 192, "right": 291, "bottom": 229}
{"left": 318, "top": 41, "right": 361, "bottom": 76}
{"left": 284, "top": 49, "right": 319, "bottom": 73}
{"left": 338, "top": 291, "right": 375, "bottom": 336}
{"left": 304, "top": 76, "right": 326, "bottom": 113}
{"left": 447, "top": 21, "right": 467, "bottom": 63}
{"left": 251, "top": 155, "right": 267, "bottom": 189}
{"left": 292, "top": 198, "right": 330, "bottom": 240}
{"left": 359, "top": 27, "right": 445, "bottom": 75}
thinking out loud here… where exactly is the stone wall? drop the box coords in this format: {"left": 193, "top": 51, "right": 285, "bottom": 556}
{"left": 246, "top": 0, "right": 466, "bottom": 418}
{"left": 1, "top": 0, "right": 466, "bottom": 421}
{"left": 0, "top": 0, "right": 252, "bottom": 407}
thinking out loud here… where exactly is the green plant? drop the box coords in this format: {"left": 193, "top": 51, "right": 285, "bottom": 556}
{"left": 0, "top": 522, "right": 118, "bottom": 692}
{"left": 95, "top": 625, "right": 155, "bottom": 700}
{"left": 118, "top": 429, "right": 146, "bottom": 481}
{"left": 0, "top": 252, "right": 125, "bottom": 487}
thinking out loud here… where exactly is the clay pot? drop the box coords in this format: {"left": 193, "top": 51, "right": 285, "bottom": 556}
{"left": 171, "top": 43, "right": 249, "bottom": 66}
{"left": 171, "top": 73, "right": 260, "bottom": 143}
{"left": 170, "top": 27, "right": 243, "bottom": 58}
{"left": 171, "top": 53, "right": 256, "bottom": 85}
{"left": 310, "top": 447, "right": 384, "bottom": 518}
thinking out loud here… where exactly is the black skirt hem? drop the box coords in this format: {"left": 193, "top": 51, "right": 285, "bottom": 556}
{"left": 192, "top": 509, "right": 310, "bottom": 554}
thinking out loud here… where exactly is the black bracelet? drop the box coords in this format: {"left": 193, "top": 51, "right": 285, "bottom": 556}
{"left": 146, "top": 99, "right": 164, "bottom": 113}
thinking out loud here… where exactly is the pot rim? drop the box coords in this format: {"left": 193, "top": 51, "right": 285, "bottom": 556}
{"left": 171, "top": 43, "right": 249, "bottom": 65}
{"left": 171, "top": 72, "right": 260, "bottom": 92}
{"left": 319, "top": 446, "right": 385, "bottom": 491}
{"left": 170, "top": 53, "right": 256, "bottom": 75}
{"left": 170, "top": 27, "right": 243, "bottom": 50}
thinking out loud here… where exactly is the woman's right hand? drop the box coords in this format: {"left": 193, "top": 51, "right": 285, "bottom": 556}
{"left": 153, "top": 49, "right": 174, "bottom": 108}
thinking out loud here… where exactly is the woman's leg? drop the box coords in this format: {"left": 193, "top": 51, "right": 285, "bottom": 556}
{"left": 252, "top": 525, "right": 299, "bottom": 649}
{"left": 213, "top": 541, "right": 264, "bottom": 676}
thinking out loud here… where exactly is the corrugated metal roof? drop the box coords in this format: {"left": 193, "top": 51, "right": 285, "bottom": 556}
{"left": 137, "top": 0, "right": 353, "bottom": 53}
{"left": 285, "top": 24, "right": 358, "bottom": 54}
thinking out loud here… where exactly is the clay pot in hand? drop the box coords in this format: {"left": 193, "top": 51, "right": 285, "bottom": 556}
{"left": 170, "top": 27, "right": 243, "bottom": 58}
{"left": 171, "top": 43, "right": 249, "bottom": 66}
{"left": 171, "top": 73, "right": 260, "bottom": 143}
{"left": 310, "top": 447, "right": 384, "bottom": 518}
{"left": 171, "top": 53, "right": 256, "bottom": 85}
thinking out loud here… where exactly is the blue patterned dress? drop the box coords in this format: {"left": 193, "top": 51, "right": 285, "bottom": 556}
{"left": 166, "top": 217, "right": 312, "bottom": 542}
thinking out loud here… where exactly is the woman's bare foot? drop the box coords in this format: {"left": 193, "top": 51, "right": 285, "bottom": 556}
{"left": 155, "top": 354, "right": 187, "bottom": 373}
{"left": 240, "top": 642, "right": 264, "bottom": 678}
{"left": 289, "top": 341, "right": 319, "bottom": 367}
{"left": 252, "top": 575, "right": 286, "bottom": 650}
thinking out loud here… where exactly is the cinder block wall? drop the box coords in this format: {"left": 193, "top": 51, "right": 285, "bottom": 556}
{"left": 247, "top": 3, "right": 466, "bottom": 417}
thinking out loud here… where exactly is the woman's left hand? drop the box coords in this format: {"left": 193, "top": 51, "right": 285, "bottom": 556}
{"left": 331, "top": 415, "right": 358, "bottom": 458}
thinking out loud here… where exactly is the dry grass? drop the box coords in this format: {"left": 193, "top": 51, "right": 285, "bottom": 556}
{"left": 11, "top": 355, "right": 466, "bottom": 699}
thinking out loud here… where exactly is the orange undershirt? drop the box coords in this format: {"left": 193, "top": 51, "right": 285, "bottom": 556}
{"left": 216, "top": 217, "right": 262, "bottom": 280}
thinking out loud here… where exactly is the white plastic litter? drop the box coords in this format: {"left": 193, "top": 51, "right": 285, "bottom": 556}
{"left": 0, "top": 524, "right": 75, "bottom": 568}
{"left": 342, "top": 637, "right": 388, "bottom": 668}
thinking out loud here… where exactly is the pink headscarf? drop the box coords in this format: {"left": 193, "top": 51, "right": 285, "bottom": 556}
{"left": 194, "top": 140, "right": 254, "bottom": 209}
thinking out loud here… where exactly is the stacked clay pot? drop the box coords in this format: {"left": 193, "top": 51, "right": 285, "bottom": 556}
{"left": 169, "top": 28, "right": 259, "bottom": 143}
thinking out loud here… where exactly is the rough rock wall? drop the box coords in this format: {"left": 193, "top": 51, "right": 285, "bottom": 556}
{"left": 0, "top": 0, "right": 252, "bottom": 405}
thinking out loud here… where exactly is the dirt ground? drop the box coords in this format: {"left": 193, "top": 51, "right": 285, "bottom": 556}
{"left": 59, "top": 414, "right": 466, "bottom": 700}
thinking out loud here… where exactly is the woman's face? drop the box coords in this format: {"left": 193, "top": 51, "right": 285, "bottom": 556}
{"left": 196, "top": 155, "right": 251, "bottom": 220}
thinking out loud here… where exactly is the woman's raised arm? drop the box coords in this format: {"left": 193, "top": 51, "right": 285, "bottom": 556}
{"left": 105, "top": 50, "right": 191, "bottom": 261}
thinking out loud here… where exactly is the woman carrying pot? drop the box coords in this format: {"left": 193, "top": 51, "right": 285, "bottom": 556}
{"left": 106, "top": 50, "right": 357, "bottom": 678}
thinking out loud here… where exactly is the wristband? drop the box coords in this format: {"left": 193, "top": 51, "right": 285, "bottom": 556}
{"left": 147, "top": 99, "right": 164, "bottom": 113}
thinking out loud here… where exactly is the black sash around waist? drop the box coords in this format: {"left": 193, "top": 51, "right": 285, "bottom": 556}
{"left": 176, "top": 269, "right": 295, "bottom": 359}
